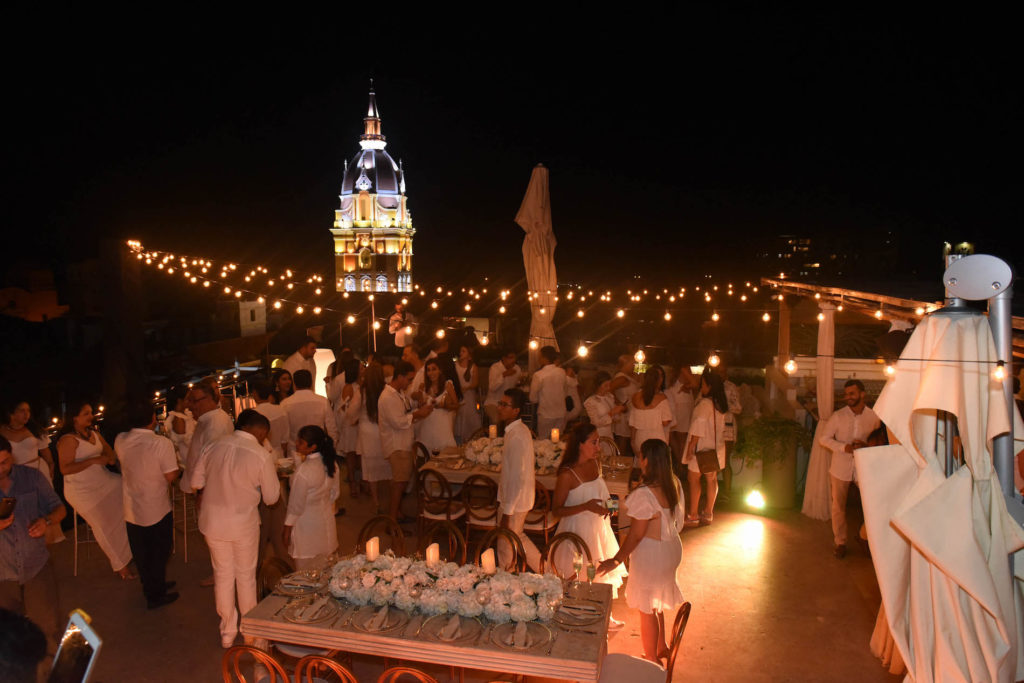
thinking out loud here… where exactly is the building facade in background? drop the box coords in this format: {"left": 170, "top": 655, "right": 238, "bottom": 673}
{"left": 331, "top": 86, "right": 415, "bottom": 293}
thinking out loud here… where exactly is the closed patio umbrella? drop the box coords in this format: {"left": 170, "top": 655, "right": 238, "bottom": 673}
{"left": 515, "top": 164, "right": 559, "bottom": 371}
{"left": 855, "top": 311, "right": 1024, "bottom": 681}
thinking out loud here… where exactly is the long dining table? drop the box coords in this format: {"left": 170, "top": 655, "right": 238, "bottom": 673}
{"left": 241, "top": 581, "right": 613, "bottom": 682}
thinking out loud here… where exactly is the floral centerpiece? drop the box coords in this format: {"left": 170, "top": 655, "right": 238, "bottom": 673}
{"left": 463, "top": 437, "right": 562, "bottom": 470}
{"left": 328, "top": 552, "right": 563, "bottom": 623}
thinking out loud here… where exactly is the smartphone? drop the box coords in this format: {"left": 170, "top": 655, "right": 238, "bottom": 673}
{"left": 605, "top": 495, "right": 619, "bottom": 512}
{"left": 0, "top": 497, "right": 15, "bottom": 520}
{"left": 48, "top": 609, "right": 102, "bottom": 683}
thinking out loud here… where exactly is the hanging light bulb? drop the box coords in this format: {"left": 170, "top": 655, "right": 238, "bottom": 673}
{"left": 435, "top": 329, "right": 446, "bottom": 339}
{"left": 784, "top": 357, "right": 798, "bottom": 374}
{"left": 404, "top": 325, "right": 413, "bottom": 335}
{"left": 313, "top": 306, "right": 322, "bottom": 315}
{"left": 711, "top": 312, "right": 720, "bottom": 322}
{"left": 499, "top": 306, "right": 506, "bottom": 314}
{"left": 634, "top": 349, "right": 646, "bottom": 364}
{"left": 528, "top": 339, "right": 539, "bottom": 350}
{"left": 577, "top": 344, "right": 589, "bottom": 357}
{"left": 616, "top": 309, "right": 625, "bottom": 318}
{"left": 708, "top": 352, "right": 721, "bottom": 368}
{"left": 346, "top": 314, "right": 356, "bottom": 324}
{"left": 480, "top": 334, "right": 490, "bottom": 346}
{"left": 762, "top": 312, "right": 771, "bottom": 322}
{"left": 431, "top": 301, "right": 439, "bottom": 309}
{"left": 664, "top": 312, "right": 672, "bottom": 321}
{"left": 577, "top": 309, "right": 584, "bottom": 318}
{"left": 874, "top": 309, "right": 883, "bottom": 319}
{"left": 464, "top": 304, "right": 471, "bottom": 312}
{"left": 993, "top": 360, "right": 1006, "bottom": 382}
{"left": 372, "top": 321, "right": 381, "bottom": 330}
{"left": 273, "top": 301, "right": 282, "bottom": 309}
{"left": 817, "top": 312, "right": 825, "bottom": 321}
{"left": 884, "top": 364, "right": 896, "bottom": 377}
{"left": 295, "top": 305, "right": 304, "bottom": 314}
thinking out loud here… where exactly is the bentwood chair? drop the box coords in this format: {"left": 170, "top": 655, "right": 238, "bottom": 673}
{"left": 461, "top": 474, "right": 499, "bottom": 539}
{"left": 522, "top": 482, "right": 558, "bottom": 546}
{"left": 473, "top": 527, "right": 527, "bottom": 573}
{"left": 293, "top": 654, "right": 358, "bottom": 683}
{"left": 221, "top": 645, "right": 289, "bottom": 682}
{"left": 356, "top": 515, "right": 407, "bottom": 556}
{"left": 416, "top": 469, "right": 465, "bottom": 539}
{"left": 420, "top": 520, "right": 468, "bottom": 565}
{"left": 544, "top": 532, "right": 592, "bottom": 580}
{"left": 597, "top": 601, "right": 692, "bottom": 683}
{"left": 377, "top": 666, "right": 441, "bottom": 683}
{"left": 665, "top": 601, "right": 693, "bottom": 680}
{"left": 71, "top": 507, "right": 98, "bottom": 577}
{"left": 257, "top": 557, "right": 293, "bottom": 600}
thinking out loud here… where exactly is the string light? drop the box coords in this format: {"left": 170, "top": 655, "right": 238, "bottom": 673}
{"left": 480, "top": 334, "right": 490, "bottom": 346}
{"left": 762, "top": 313, "right": 771, "bottom": 322}
{"left": 711, "top": 312, "right": 720, "bottom": 322}
{"left": 994, "top": 360, "right": 1006, "bottom": 382}
{"left": 817, "top": 312, "right": 825, "bottom": 321}
{"left": 435, "top": 329, "right": 445, "bottom": 339}
{"left": 708, "top": 352, "right": 721, "bottom": 367}
{"left": 372, "top": 321, "right": 381, "bottom": 330}
{"left": 884, "top": 364, "right": 896, "bottom": 377}
{"left": 634, "top": 349, "right": 646, "bottom": 364}
{"left": 346, "top": 315, "right": 356, "bottom": 324}
{"left": 616, "top": 309, "right": 625, "bottom": 318}
{"left": 664, "top": 312, "right": 672, "bottom": 321}
{"left": 528, "top": 340, "right": 539, "bottom": 350}
{"left": 577, "top": 309, "right": 585, "bottom": 318}
{"left": 577, "top": 344, "right": 589, "bottom": 357}
{"left": 784, "top": 357, "right": 798, "bottom": 374}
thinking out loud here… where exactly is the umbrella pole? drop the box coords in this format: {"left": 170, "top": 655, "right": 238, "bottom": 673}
{"left": 988, "top": 288, "right": 1015, "bottom": 500}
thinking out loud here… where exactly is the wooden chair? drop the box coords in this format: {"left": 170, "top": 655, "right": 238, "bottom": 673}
{"left": 257, "top": 556, "right": 293, "bottom": 600}
{"left": 473, "top": 527, "right": 527, "bottom": 573}
{"left": 413, "top": 441, "right": 432, "bottom": 468}
{"left": 522, "top": 482, "right": 558, "bottom": 546}
{"left": 356, "top": 515, "right": 406, "bottom": 556}
{"left": 221, "top": 645, "right": 289, "bottom": 682}
{"left": 377, "top": 666, "right": 440, "bottom": 683}
{"left": 294, "top": 654, "right": 358, "bottom": 683}
{"left": 461, "top": 474, "right": 499, "bottom": 539}
{"left": 72, "top": 507, "right": 97, "bottom": 577}
{"left": 171, "top": 484, "right": 200, "bottom": 562}
{"left": 420, "top": 520, "right": 468, "bottom": 565}
{"left": 544, "top": 532, "right": 592, "bottom": 580}
{"left": 665, "top": 602, "right": 693, "bottom": 680}
{"left": 417, "top": 469, "right": 465, "bottom": 539}
{"left": 597, "top": 602, "right": 692, "bottom": 683}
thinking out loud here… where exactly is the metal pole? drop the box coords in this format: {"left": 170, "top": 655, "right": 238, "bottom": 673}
{"left": 989, "top": 288, "right": 1015, "bottom": 499}
{"left": 942, "top": 411, "right": 958, "bottom": 477}
{"left": 371, "top": 298, "right": 377, "bottom": 353}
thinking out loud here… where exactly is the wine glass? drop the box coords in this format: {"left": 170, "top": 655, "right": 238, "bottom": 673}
{"left": 586, "top": 562, "right": 597, "bottom": 586}
{"left": 572, "top": 552, "right": 584, "bottom": 591}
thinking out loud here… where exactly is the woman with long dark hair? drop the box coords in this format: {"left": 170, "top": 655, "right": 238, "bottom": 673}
{"left": 599, "top": 439, "right": 684, "bottom": 665}
{"left": 552, "top": 422, "right": 626, "bottom": 596}
{"left": 283, "top": 425, "right": 340, "bottom": 569}
{"left": 628, "top": 366, "right": 674, "bottom": 459}
{"left": 416, "top": 358, "right": 458, "bottom": 453}
{"left": 349, "top": 362, "right": 390, "bottom": 512}
{"left": 270, "top": 368, "right": 294, "bottom": 404}
{"left": 453, "top": 344, "right": 482, "bottom": 443}
{"left": 683, "top": 370, "right": 728, "bottom": 526}
{"left": 57, "top": 399, "right": 135, "bottom": 578}
{"left": 1, "top": 399, "right": 55, "bottom": 481}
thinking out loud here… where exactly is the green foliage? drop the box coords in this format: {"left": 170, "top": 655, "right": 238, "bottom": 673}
{"left": 735, "top": 414, "right": 812, "bottom": 465}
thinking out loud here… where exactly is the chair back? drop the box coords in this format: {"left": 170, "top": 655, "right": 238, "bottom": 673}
{"left": 413, "top": 441, "right": 431, "bottom": 468}
{"left": 665, "top": 602, "right": 692, "bottom": 681}
{"left": 524, "top": 481, "right": 552, "bottom": 526}
{"left": 294, "top": 654, "right": 358, "bottom": 683}
{"left": 545, "top": 531, "right": 592, "bottom": 578}
{"left": 221, "top": 645, "right": 289, "bottom": 682}
{"left": 257, "top": 556, "right": 293, "bottom": 600}
{"left": 377, "top": 665, "right": 440, "bottom": 683}
{"left": 474, "top": 527, "right": 527, "bottom": 572}
{"left": 461, "top": 474, "right": 499, "bottom": 527}
{"left": 356, "top": 515, "right": 407, "bottom": 556}
{"left": 417, "top": 469, "right": 457, "bottom": 517}
{"left": 420, "top": 520, "right": 467, "bottom": 564}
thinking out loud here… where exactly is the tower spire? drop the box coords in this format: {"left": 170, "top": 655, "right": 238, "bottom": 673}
{"left": 360, "top": 79, "right": 385, "bottom": 149}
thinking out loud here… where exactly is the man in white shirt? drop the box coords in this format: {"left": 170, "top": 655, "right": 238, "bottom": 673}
{"left": 192, "top": 410, "right": 281, "bottom": 649}
{"left": 484, "top": 349, "right": 523, "bottom": 425}
{"left": 251, "top": 378, "right": 292, "bottom": 568}
{"left": 716, "top": 362, "right": 743, "bottom": 501}
{"left": 819, "top": 379, "right": 880, "bottom": 559}
{"left": 115, "top": 400, "right": 180, "bottom": 609}
{"left": 401, "top": 344, "right": 427, "bottom": 399}
{"left": 496, "top": 388, "right": 540, "bottom": 571}
{"left": 378, "top": 360, "right": 433, "bottom": 522}
{"left": 280, "top": 370, "right": 340, "bottom": 457}
{"left": 388, "top": 303, "right": 415, "bottom": 350}
{"left": 610, "top": 355, "right": 640, "bottom": 459}
{"left": 182, "top": 378, "right": 234, "bottom": 494}
{"left": 529, "top": 346, "right": 569, "bottom": 438}
{"left": 281, "top": 337, "right": 318, "bottom": 387}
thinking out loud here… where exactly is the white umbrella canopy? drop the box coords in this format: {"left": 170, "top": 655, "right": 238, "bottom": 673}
{"left": 802, "top": 304, "right": 837, "bottom": 520}
{"left": 855, "top": 312, "right": 1024, "bottom": 682}
{"left": 515, "top": 164, "right": 559, "bottom": 371}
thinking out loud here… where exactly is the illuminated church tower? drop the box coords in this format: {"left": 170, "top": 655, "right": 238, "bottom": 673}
{"left": 332, "top": 85, "right": 414, "bottom": 293}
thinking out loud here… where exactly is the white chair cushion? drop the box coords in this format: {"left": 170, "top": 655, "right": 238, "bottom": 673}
{"left": 598, "top": 653, "right": 666, "bottom": 683}
{"left": 421, "top": 505, "right": 466, "bottom": 521}
{"left": 523, "top": 511, "right": 558, "bottom": 531}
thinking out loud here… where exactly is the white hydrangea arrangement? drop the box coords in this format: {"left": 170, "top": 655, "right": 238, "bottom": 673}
{"left": 328, "top": 552, "right": 563, "bottom": 623}
{"left": 462, "top": 437, "right": 562, "bottom": 471}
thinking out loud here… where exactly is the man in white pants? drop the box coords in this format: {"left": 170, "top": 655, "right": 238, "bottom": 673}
{"left": 193, "top": 410, "right": 280, "bottom": 649}
{"left": 496, "top": 388, "right": 541, "bottom": 571}
{"left": 529, "top": 345, "right": 568, "bottom": 438}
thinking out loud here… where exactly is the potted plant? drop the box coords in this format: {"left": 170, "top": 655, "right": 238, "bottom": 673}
{"left": 734, "top": 414, "right": 812, "bottom": 509}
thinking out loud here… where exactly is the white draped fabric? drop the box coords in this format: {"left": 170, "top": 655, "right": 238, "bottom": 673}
{"left": 801, "top": 303, "right": 836, "bottom": 520}
{"left": 515, "top": 164, "right": 558, "bottom": 372}
{"left": 855, "top": 312, "right": 1024, "bottom": 682}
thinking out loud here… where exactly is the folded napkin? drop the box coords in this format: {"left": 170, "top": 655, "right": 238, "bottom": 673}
{"left": 506, "top": 621, "right": 530, "bottom": 648}
{"left": 439, "top": 614, "right": 462, "bottom": 640}
{"left": 367, "top": 606, "right": 390, "bottom": 631}
{"left": 300, "top": 595, "right": 329, "bottom": 620}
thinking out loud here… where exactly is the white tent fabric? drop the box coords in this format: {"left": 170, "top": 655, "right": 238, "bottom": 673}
{"left": 801, "top": 303, "right": 836, "bottom": 520}
{"left": 514, "top": 164, "right": 558, "bottom": 371}
{"left": 855, "top": 312, "right": 1024, "bottom": 682}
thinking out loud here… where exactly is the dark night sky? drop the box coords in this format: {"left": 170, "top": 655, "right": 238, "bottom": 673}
{"left": 7, "top": 10, "right": 1020, "bottom": 289}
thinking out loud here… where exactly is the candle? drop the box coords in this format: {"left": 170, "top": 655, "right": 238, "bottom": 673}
{"left": 425, "top": 542, "right": 440, "bottom": 567}
{"left": 365, "top": 536, "right": 380, "bottom": 562}
{"left": 488, "top": 424, "right": 498, "bottom": 439}
{"left": 551, "top": 428, "right": 559, "bottom": 443}
{"left": 481, "top": 548, "right": 496, "bottom": 575}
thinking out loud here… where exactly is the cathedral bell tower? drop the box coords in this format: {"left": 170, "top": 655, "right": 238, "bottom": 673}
{"left": 331, "top": 83, "right": 414, "bottom": 293}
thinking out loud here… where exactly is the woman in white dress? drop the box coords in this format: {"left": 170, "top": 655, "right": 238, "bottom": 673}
{"left": 416, "top": 358, "right": 458, "bottom": 453}
{"left": 552, "top": 423, "right": 627, "bottom": 599}
{"left": 350, "top": 363, "right": 390, "bottom": 512}
{"left": 598, "top": 439, "right": 685, "bottom": 666}
{"left": 283, "top": 425, "right": 340, "bottom": 569}
{"left": 665, "top": 365, "right": 697, "bottom": 472}
{"left": 330, "top": 358, "right": 362, "bottom": 498}
{"left": 57, "top": 400, "right": 134, "bottom": 578}
{"left": 683, "top": 370, "right": 728, "bottom": 526}
{"left": 628, "top": 366, "right": 674, "bottom": 460}
{"left": 162, "top": 386, "right": 195, "bottom": 468}
{"left": 2, "top": 400, "right": 55, "bottom": 481}
{"left": 453, "top": 344, "right": 482, "bottom": 444}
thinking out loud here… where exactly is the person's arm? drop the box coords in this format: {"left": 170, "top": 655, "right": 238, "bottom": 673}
{"left": 659, "top": 395, "right": 675, "bottom": 429}
{"left": 820, "top": 413, "right": 851, "bottom": 454}
{"left": 97, "top": 432, "right": 118, "bottom": 465}
{"left": 379, "top": 393, "right": 414, "bottom": 431}
{"left": 158, "top": 438, "right": 179, "bottom": 484}
{"left": 323, "top": 400, "right": 341, "bottom": 445}
{"left": 585, "top": 397, "right": 612, "bottom": 429}
{"left": 442, "top": 381, "right": 458, "bottom": 411}
{"left": 260, "top": 454, "right": 281, "bottom": 507}
{"left": 57, "top": 434, "right": 106, "bottom": 475}
{"left": 28, "top": 473, "right": 66, "bottom": 538}
{"left": 283, "top": 468, "right": 309, "bottom": 547}
{"left": 552, "top": 470, "right": 609, "bottom": 519}
{"left": 598, "top": 515, "right": 651, "bottom": 575}
{"left": 467, "top": 365, "right": 479, "bottom": 391}
{"left": 608, "top": 374, "right": 629, "bottom": 392}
